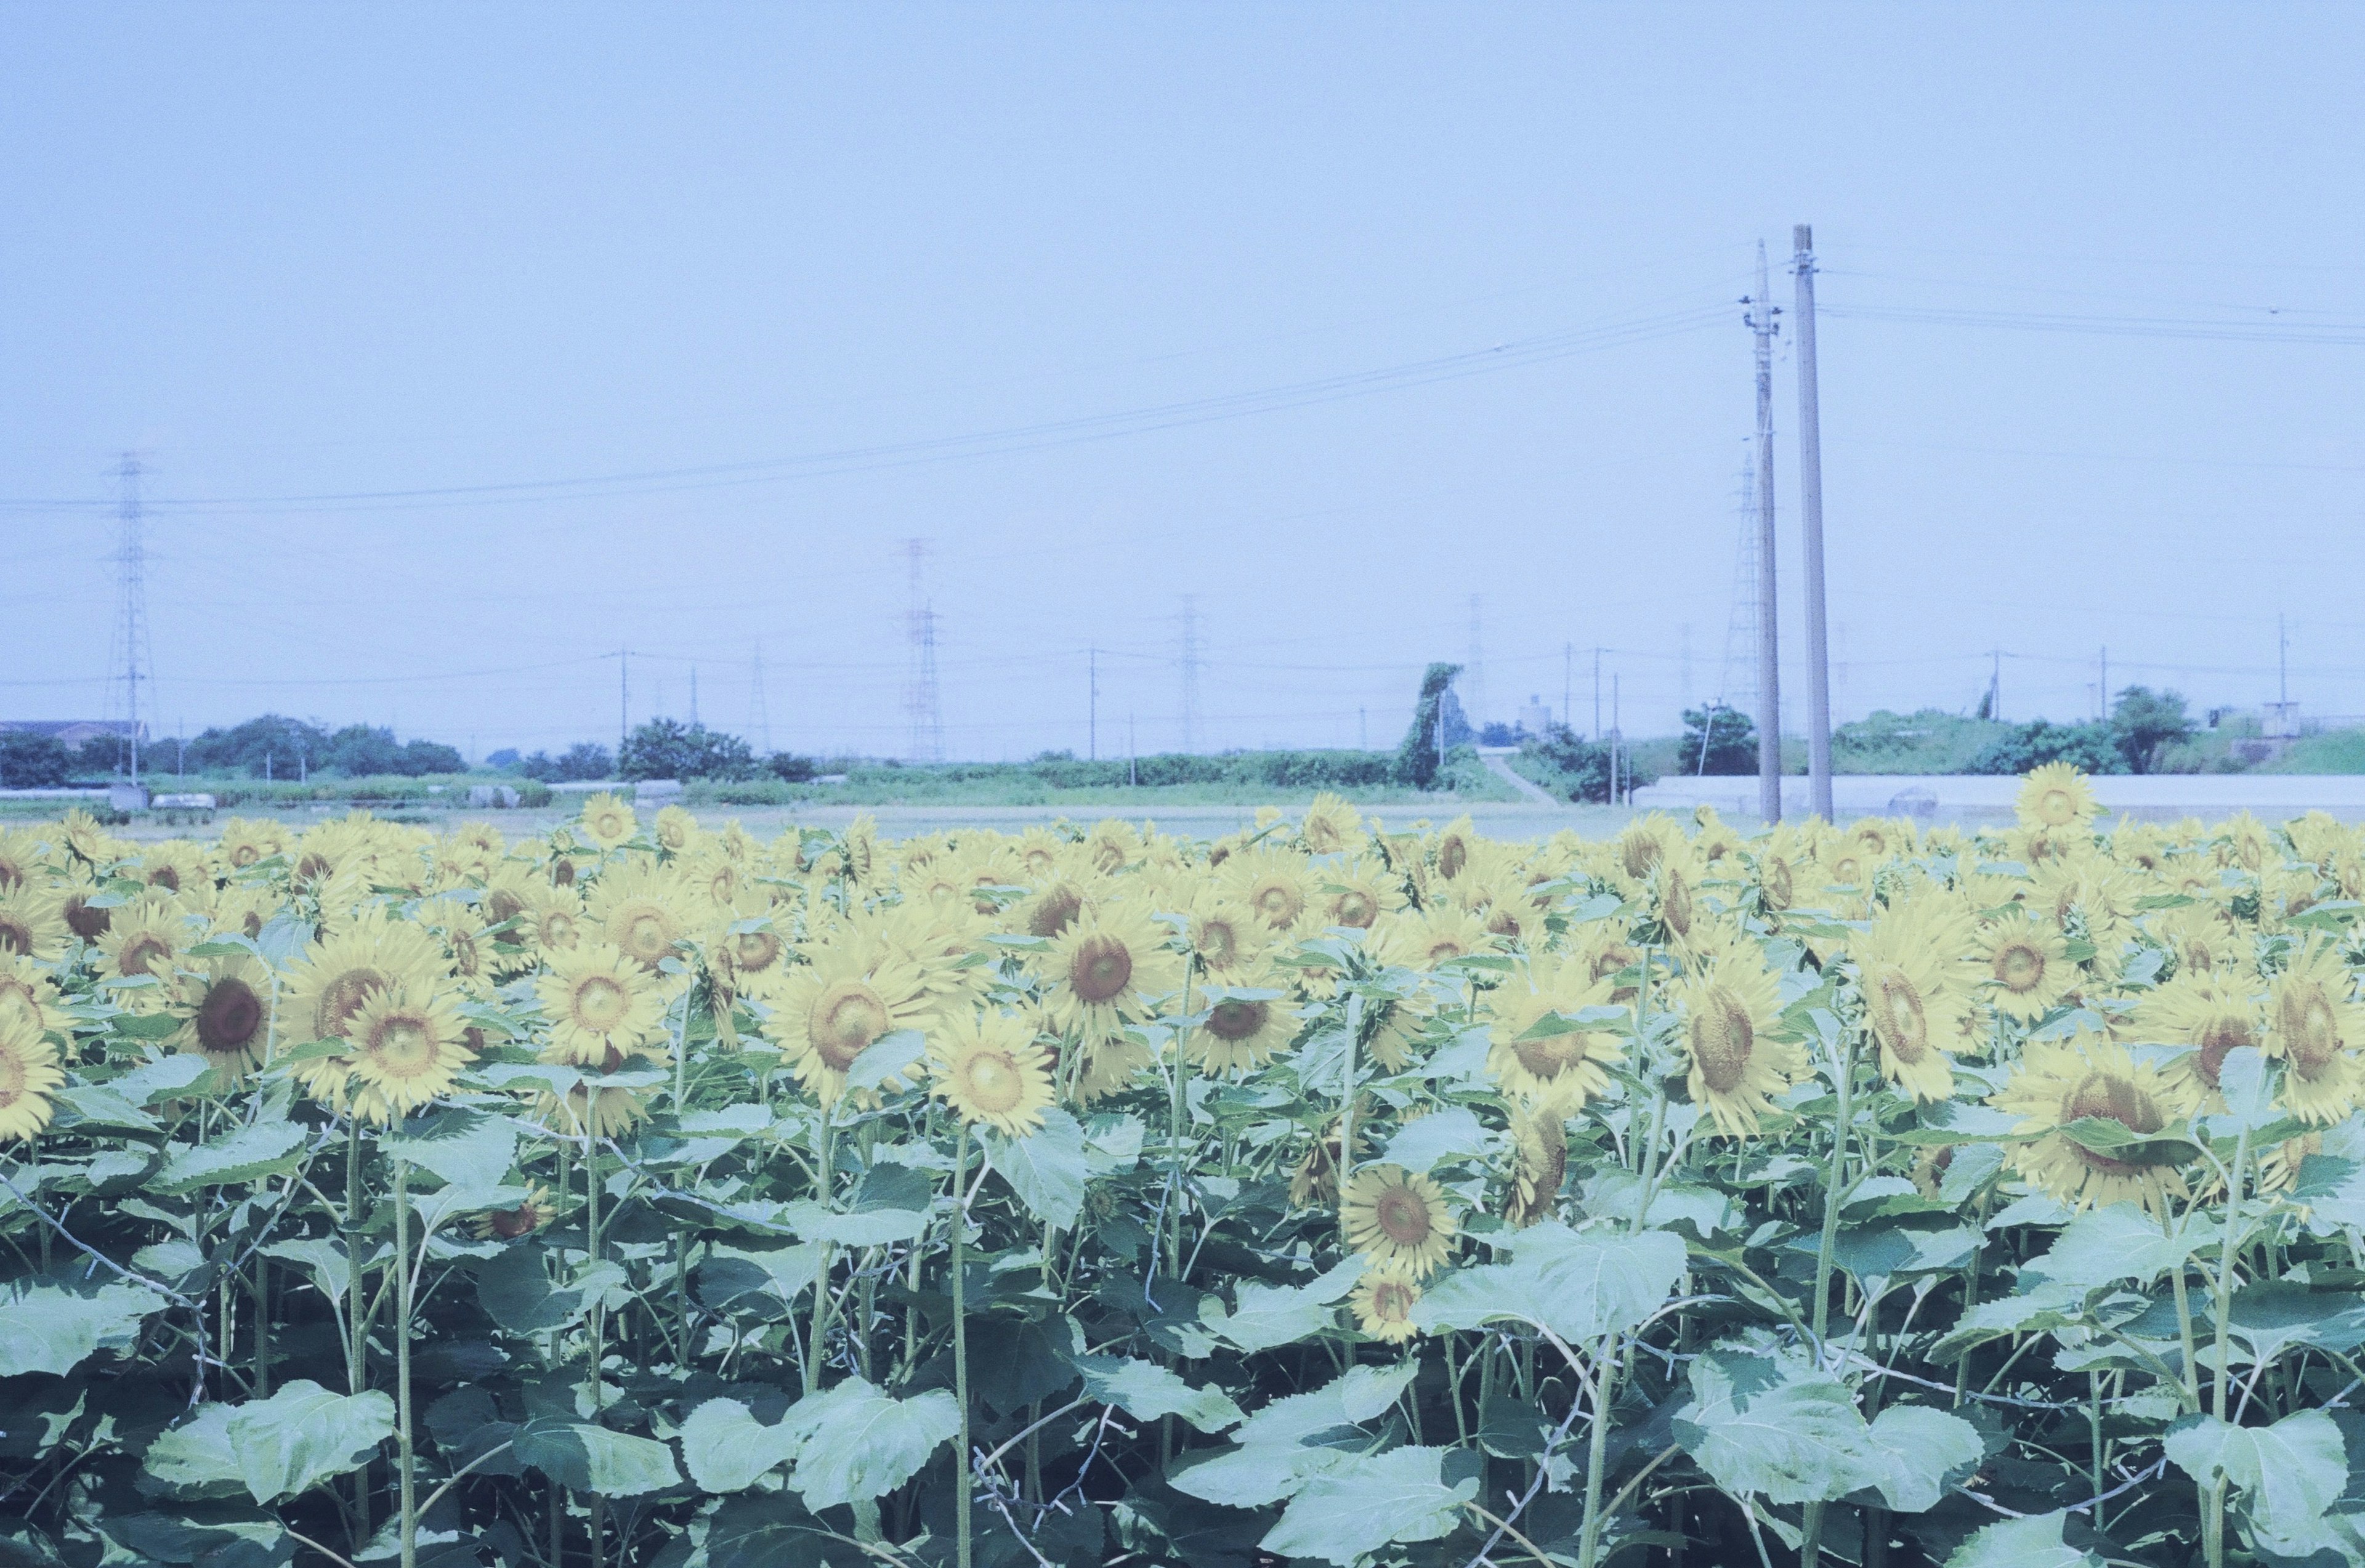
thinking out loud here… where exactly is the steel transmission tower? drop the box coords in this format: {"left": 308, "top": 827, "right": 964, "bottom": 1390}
{"left": 750, "top": 641, "right": 772, "bottom": 753}
{"left": 1716, "top": 451, "right": 1760, "bottom": 722}
{"left": 110, "top": 454, "right": 153, "bottom": 783}
{"left": 1178, "top": 597, "right": 1202, "bottom": 753}
{"left": 904, "top": 540, "right": 944, "bottom": 763}
{"left": 1463, "top": 595, "right": 1487, "bottom": 735}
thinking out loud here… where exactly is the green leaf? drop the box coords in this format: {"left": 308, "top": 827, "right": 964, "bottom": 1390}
{"left": 1380, "top": 1107, "right": 1494, "bottom": 1175}
{"left": 1795, "top": 1223, "right": 1979, "bottom": 1299}
{"left": 2164, "top": 1409, "right": 2349, "bottom": 1558}
{"left": 140, "top": 1404, "right": 246, "bottom": 1498}
{"left": 1411, "top": 1222, "right": 1684, "bottom": 1342}
{"left": 0, "top": 1278, "right": 168, "bottom": 1376}
{"left": 113, "top": 1053, "right": 214, "bottom": 1105}
{"left": 474, "top": 1245, "right": 608, "bottom": 1335}
{"left": 383, "top": 1108, "right": 518, "bottom": 1190}
{"left": 515, "top": 1420, "right": 682, "bottom": 1497}
{"left": 843, "top": 1028, "right": 926, "bottom": 1094}
{"left": 1676, "top": 1349, "right": 1981, "bottom": 1508}
{"left": 2021, "top": 1203, "right": 2218, "bottom": 1293}
{"left": 678, "top": 1398, "right": 803, "bottom": 1493}
{"left": 1944, "top": 1513, "right": 2103, "bottom": 1568}
{"left": 696, "top": 1243, "right": 827, "bottom": 1316}
{"left": 982, "top": 1107, "right": 1090, "bottom": 1229}
{"left": 1199, "top": 1257, "right": 1363, "bottom": 1353}
{"left": 2056, "top": 1115, "right": 2201, "bottom": 1168}
{"left": 225, "top": 1380, "right": 398, "bottom": 1503}
{"left": 1257, "top": 1446, "right": 1476, "bottom": 1567}
{"left": 155, "top": 1117, "right": 309, "bottom": 1193}
{"left": 1069, "top": 1352, "right": 1243, "bottom": 1433}
{"left": 775, "top": 1379, "right": 960, "bottom": 1509}
{"left": 262, "top": 1238, "right": 354, "bottom": 1309}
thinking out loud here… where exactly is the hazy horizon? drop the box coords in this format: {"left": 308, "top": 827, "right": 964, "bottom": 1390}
{"left": 7, "top": 6, "right": 2363, "bottom": 764}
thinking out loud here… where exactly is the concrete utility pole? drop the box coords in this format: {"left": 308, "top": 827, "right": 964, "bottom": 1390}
{"left": 1592, "top": 647, "right": 1602, "bottom": 740}
{"left": 618, "top": 649, "right": 629, "bottom": 759}
{"left": 2100, "top": 647, "right": 2109, "bottom": 719}
{"left": 1746, "top": 242, "right": 1784, "bottom": 823}
{"left": 1563, "top": 642, "right": 1573, "bottom": 733}
{"left": 1792, "top": 224, "right": 1835, "bottom": 820}
{"left": 115, "top": 455, "right": 148, "bottom": 786}
{"left": 1991, "top": 650, "right": 2002, "bottom": 722}
{"left": 1088, "top": 646, "right": 1099, "bottom": 761}
{"left": 2279, "top": 614, "right": 2289, "bottom": 711}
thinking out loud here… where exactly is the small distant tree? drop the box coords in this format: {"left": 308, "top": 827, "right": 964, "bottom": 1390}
{"left": 767, "top": 752, "right": 819, "bottom": 783}
{"left": 1522, "top": 723, "right": 1623, "bottom": 804}
{"left": 556, "top": 743, "right": 615, "bottom": 782}
{"left": 1968, "top": 720, "right": 2125, "bottom": 776}
{"left": 0, "top": 732, "right": 70, "bottom": 788}
{"left": 484, "top": 747, "right": 522, "bottom": 770}
{"left": 620, "top": 719, "right": 758, "bottom": 782}
{"left": 1679, "top": 705, "right": 1758, "bottom": 775}
{"left": 1393, "top": 663, "right": 1463, "bottom": 790}
{"left": 2109, "top": 685, "right": 2196, "bottom": 774}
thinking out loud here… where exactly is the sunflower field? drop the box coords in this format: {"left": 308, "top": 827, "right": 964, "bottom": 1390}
{"left": 3, "top": 768, "right": 2365, "bottom": 1568}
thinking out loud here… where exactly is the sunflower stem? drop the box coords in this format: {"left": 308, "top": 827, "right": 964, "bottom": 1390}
{"left": 950, "top": 1117, "right": 973, "bottom": 1568}
{"left": 1167, "top": 968, "right": 1193, "bottom": 1280}
{"left": 1799, "top": 1025, "right": 1857, "bottom": 1568}
{"left": 2203, "top": 1120, "right": 2252, "bottom": 1568}
{"left": 1574, "top": 1333, "right": 1618, "bottom": 1568}
{"left": 394, "top": 1158, "right": 416, "bottom": 1568}
{"left": 583, "top": 1131, "right": 604, "bottom": 1568}
{"left": 809, "top": 1099, "right": 836, "bottom": 1394}
{"left": 1630, "top": 949, "right": 1667, "bottom": 1235}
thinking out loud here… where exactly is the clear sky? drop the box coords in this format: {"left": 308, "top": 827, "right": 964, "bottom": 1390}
{"left": 6, "top": 4, "right": 2362, "bottom": 762}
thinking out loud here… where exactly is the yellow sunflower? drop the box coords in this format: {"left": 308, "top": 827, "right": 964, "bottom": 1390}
{"left": 1187, "top": 978, "right": 1303, "bottom": 1075}
{"left": 2135, "top": 973, "right": 2264, "bottom": 1115}
{"left": 1041, "top": 904, "right": 1182, "bottom": 1045}
{"left": 518, "top": 885, "right": 588, "bottom": 959}
{"left": 2145, "top": 903, "right": 2244, "bottom": 981}
{"left": 94, "top": 898, "right": 183, "bottom": 1008}
{"left": 1993, "top": 1032, "right": 2189, "bottom": 1214}
{"left": 774, "top": 945, "right": 935, "bottom": 1105}
{"left": 1226, "top": 852, "right": 1314, "bottom": 934}
{"left": 0, "top": 1016, "right": 65, "bottom": 1142}
{"left": 1975, "top": 908, "right": 2076, "bottom": 1023}
{"left": 1181, "top": 887, "right": 1269, "bottom": 979}
{"left": 282, "top": 916, "right": 447, "bottom": 1046}
{"left": 1673, "top": 945, "right": 1803, "bottom": 1138}
{"left": 1486, "top": 953, "right": 1625, "bottom": 1112}
{"left": 536, "top": 942, "right": 669, "bottom": 1066}
{"left": 1341, "top": 1165, "right": 1457, "bottom": 1279}
{"left": 1298, "top": 794, "right": 1368, "bottom": 858}
{"left": 1316, "top": 861, "right": 1406, "bottom": 932}
{"left": 586, "top": 860, "right": 692, "bottom": 970}
{"left": 652, "top": 804, "right": 699, "bottom": 856}
{"left": 530, "top": 1081, "right": 650, "bottom": 1139}
{"left": 929, "top": 1010, "right": 1054, "bottom": 1137}
{"left": 1012, "top": 876, "right": 1094, "bottom": 942}
{"left": 343, "top": 982, "right": 471, "bottom": 1121}
{"left": 578, "top": 792, "right": 638, "bottom": 852}
{"left": 2265, "top": 941, "right": 2365, "bottom": 1124}
{"left": 1349, "top": 1268, "right": 1421, "bottom": 1344}
{"left": 0, "top": 887, "right": 68, "bottom": 962}
{"left": 2017, "top": 762, "right": 2099, "bottom": 831}
{"left": 1851, "top": 898, "right": 1976, "bottom": 1102}
{"left": 0, "top": 828, "right": 50, "bottom": 892}
{"left": 58, "top": 867, "right": 112, "bottom": 944}
{"left": 0, "top": 954, "right": 62, "bottom": 1038}
{"left": 174, "top": 956, "right": 275, "bottom": 1078}
{"left": 472, "top": 1182, "right": 558, "bottom": 1240}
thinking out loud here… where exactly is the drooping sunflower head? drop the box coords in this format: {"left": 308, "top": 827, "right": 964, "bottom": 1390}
{"left": 0, "top": 1016, "right": 64, "bottom": 1142}
{"left": 0, "top": 887, "right": 68, "bottom": 963}
{"left": 2018, "top": 762, "right": 2099, "bottom": 831}
{"left": 341, "top": 981, "right": 471, "bottom": 1123}
{"left": 530, "top": 1082, "right": 650, "bottom": 1139}
{"left": 1298, "top": 793, "right": 1367, "bottom": 858}
{"left": 1502, "top": 1106, "right": 1567, "bottom": 1227}
{"left": 1341, "top": 1164, "right": 1457, "bottom": 1279}
{"left": 1850, "top": 897, "right": 1977, "bottom": 1103}
{"left": 174, "top": 956, "right": 273, "bottom": 1078}
{"left": 472, "top": 1182, "right": 558, "bottom": 1241}
{"left": 1992, "top": 1032, "right": 2189, "bottom": 1214}
{"left": 1016, "top": 877, "right": 1094, "bottom": 942}
{"left": 652, "top": 804, "right": 699, "bottom": 856}
{"left": 578, "top": 793, "right": 639, "bottom": 852}
{"left": 2266, "top": 942, "right": 2365, "bottom": 1124}
{"left": 929, "top": 1009, "right": 1055, "bottom": 1136}
{"left": 1674, "top": 946, "right": 1803, "bottom": 1139}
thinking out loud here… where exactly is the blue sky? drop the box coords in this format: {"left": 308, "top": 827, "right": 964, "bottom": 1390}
{"left": 5, "top": 4, "right": 2362, "bottom": 761}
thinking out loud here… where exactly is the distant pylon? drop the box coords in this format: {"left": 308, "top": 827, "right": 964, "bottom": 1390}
{"left": 750, "top": 641, "right": 772, "bottom": 754}
{"left": 904, "top": 540, "right": 944, "bottom": 763}
{"left": 110, "top": 453, "right": 152, "bottom": 782}
{"left": 1717, "top": 451, "right": 1760, "bottom": 719}
{"left": 1178, "top": 597, "right": 1202, "bottom": 753}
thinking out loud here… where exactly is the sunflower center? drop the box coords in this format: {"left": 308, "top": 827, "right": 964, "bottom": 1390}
{"left": 1662, "top": 875, "right": 1693, "bottom": 936}
{"left": 541, "top": 911, "right": 579, "bottom": 947}
{"left": 1691, "top": 990, "right": 1755, "bottom": 1093}
{"left": 958, "top": 1053, "right": 1025, "bottom": 1113}
{"left": 196, "top": 979, "right": 264, "bottom": 1053}
{"left": 1763, "top": 858, "right": 1793, "bottom": 909}
{"left": 811, "top": 982, "right": 890, "bottom": 1069}
{"left": 317, "top": 968, "right": 389, "bottom": 1038}
{"left": 1439, "top": 839, "right": 1468, "bottom": 880}
{"left": 2036, "top": 788, "right": 2078, "bottom": 826}
{"left": 64, "top": 897, "right": 110, "bottom": 939}
{"left": 1993, "top": 939, "right": 2046, "bottom": 994}
{"left": 0, "top": 916, "right": 33, "bottom": 956}
{"left": 485, "top": 889, "right": 525, "bottom": 924}
{"left": 1373, "top": 1187, "right": 1433, "bottom": 1246}
{"left": 2193, "top": 1016, "right": 2253, "bottom": 1089}
{"left": 1620, "top": 836, "right": 1660, "bottom": 880}
{"left": 1069, "top": 935, "right": 1134, "bottom": 1003}
{"left": 1195, "top": 919, "right": 1240, "bottom": 968}
{"left": 364, "top": 1013, "right": 440, "bottom": 1078}
{"left": 1870, "top": 967, "right": 1930, "bottom": 1063}
{"left": 1513, "top": 1031, "right": 1584, "bottom": 1079}
{"left": 1028, "top": 887, "right": 1083, "bottom": 939}
{"left": 733, "top": 931, "right": 782, "bottom": 973}
{"left": 119, "top": 934, "right": 172, "bottom": 977}
{"left": 1207, "top": 1000, "right": 1267, "bottom": 1043}
{"left": 1252, "top": 881, "right": 1304, "bottom": 927}
{"left": 2062, "top": 1069, "right": 2167, "bottom": 1173}
{"left": 573, "top": 976, "right": 630, "bottom": 1032}
{"left": 2280, "top": 982, "right": 2342, "bottom": 1077}
{"left": 1369, "top": 1279, "right": 1416, "bottom": 1319}
{"left": 1425, "top": 936, "right": 1469, "bottom": 964}
{"left": 617, "top": 906, "right": 674, "bottom": 963}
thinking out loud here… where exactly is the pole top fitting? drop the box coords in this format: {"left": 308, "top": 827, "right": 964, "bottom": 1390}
{"left": 1793, "top": 223, "right": 1813, "bottom": 251}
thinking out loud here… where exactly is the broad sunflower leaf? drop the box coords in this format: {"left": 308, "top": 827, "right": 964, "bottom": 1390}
{"left": 1943, "top": 1512, "right": 2103, "bottom": 1568}
{"left": 1199, "top": 1256, "right": 1363, "bottom": 1353}
{"left": 1380, "top": 1107, "right": 1494, "bottom": 1175}
{"left": 1410, "top": 1221, "right": 1684, "bottom": 1343}
{"left": 0, "top": 1277, "right": 169, "bottom": 1377}
{"left": 678, "top": 1397, "right": 803, "bottom": 1493}
{"left": 1067, "top": 1351, "right": 1243, "bottom": 1433}
{"left": 2021, "top": 1203, "right": 2219, "bottom": 1293}
{"left": 515, "top": 1419, "right": 682, "bottom": 1497}
{"left": 843, "top": 1028, "right": 926, "bottom": 1094}
{"left": 982, "top": 1107, "right": 1090, "bottom": 1229}
{"left": 1675, "top": 1349, "right": 1981, "bottom": 1508}
{"left": 155, "top": 1116, "right": 309, "bottom": 1193}
{"left": 224, "top": 1380, "right": 399, "bottom": 1503}
{"left": 383, "top": 1107, "right": 518, "bottom": 1190}
{"left": 2164, "top": 1409, "right": 2350, "bottom": 1558}
{"left": 774, "top": 1379, "right": 960, "bottom": 1509}
{"left": 1256, "top": 1446, "right": 1476, "bottom": 1567}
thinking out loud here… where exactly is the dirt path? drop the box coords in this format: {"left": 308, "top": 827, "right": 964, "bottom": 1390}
{"left": 1479, "top": 751, "right": 1559, "bottom": 804}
